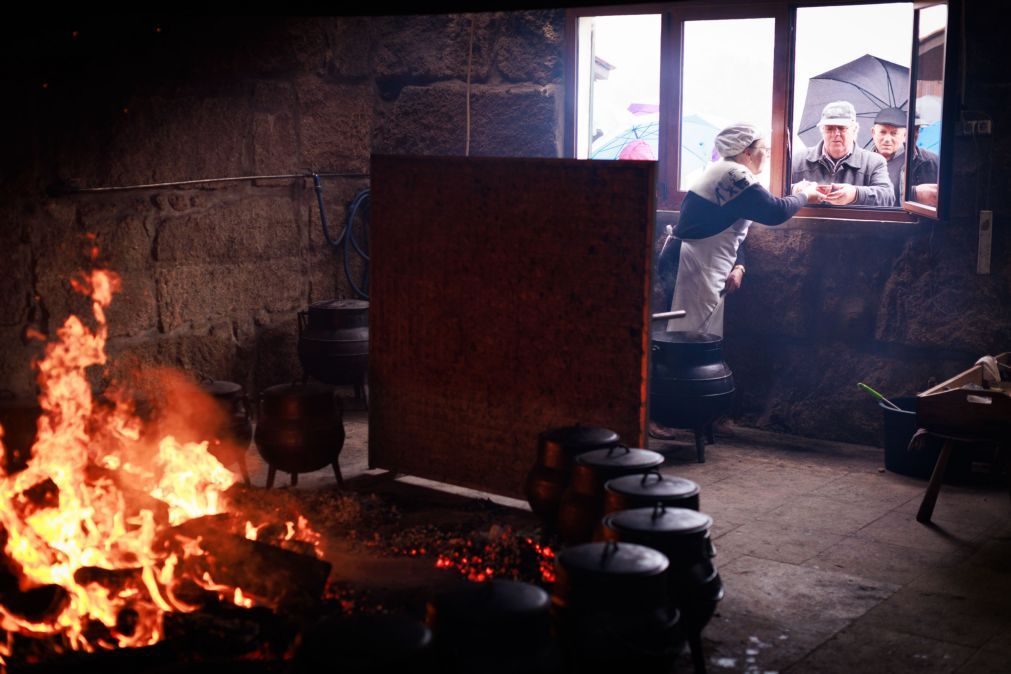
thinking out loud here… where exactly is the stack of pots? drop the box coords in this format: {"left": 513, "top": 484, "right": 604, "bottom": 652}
{"left": 0, "top": 390, "right": 41, "bottom": 475}
{"left": 553, "top": 541, "right": 683, "bottom": 673}
{"left": 556, "top": 445, "right": 665, "bottom": 545}
{"left": 297, "top": 299, "right": 369, "bottom": 403}
{"left": 198, "top": 378, "right": 252, "bottom": 484}
{"left": 650, "top": 330, "right": 735, "bottom": 463}
{"left": 523, "top": 425, "right": 620, "bottom": 533}
{"left": 254, "top": 381, "right": 345, "bottom": 488}
{"left": 427, "top": 579, "right": 556, "bottom": 674}
{"left": 601, "top": 504, "right": 724, "bottom": 673}
{"left": 604, "top": 469, "right": 701, "bottom": 514}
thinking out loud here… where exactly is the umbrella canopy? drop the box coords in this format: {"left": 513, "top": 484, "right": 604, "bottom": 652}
{"left": 797, "top": 54, "right": 909, "bottom": 151}
{"left": 590, "top": 113, "right": 721, "bottom": 178}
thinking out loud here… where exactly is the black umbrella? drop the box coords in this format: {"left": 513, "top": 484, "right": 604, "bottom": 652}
{"left": 797, "top": 54, "right": 909, "bottom": 151}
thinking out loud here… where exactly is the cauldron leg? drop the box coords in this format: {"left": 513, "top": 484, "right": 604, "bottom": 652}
{"left": 705, "top": 423, "right": 715, "bottom": 445}
{"left": 332, "top": 461, "right": 344, "bottom": 486}
{"left": 695, "top": 429, "right": 706, "bottom": 463}
{"left": 266, "top": 466, "right": 277, "bottom": 489}
{"left": 689, "top": 632, "right": 707, "bottom": 674}
{"left": 291, "top": 472, "right": 299, "bottom": 487}
{"left": 238, "top": 455, "right": 251, "bottom": 485}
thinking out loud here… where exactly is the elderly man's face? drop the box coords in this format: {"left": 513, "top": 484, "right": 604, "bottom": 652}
{"left": 819, "top": 123, "right": 857, "bottom": 159}
{"left": 871, "top": 124, "right": 907, "bottom": 160}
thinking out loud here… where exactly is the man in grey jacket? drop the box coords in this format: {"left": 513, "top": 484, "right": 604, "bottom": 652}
{"left": 792, "top": 100, "right": 895, "bottom": 207}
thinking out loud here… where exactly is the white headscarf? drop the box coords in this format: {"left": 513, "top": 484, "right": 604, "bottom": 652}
{"left": 713, "top": 123, "right": 761, "bottom": 158}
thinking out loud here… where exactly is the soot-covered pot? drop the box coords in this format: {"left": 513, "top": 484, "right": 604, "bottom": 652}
{"left": 297, "top": 299, "right": 369, "bottom": 398}
{"left": 523, "top": 424, "right": 620, "bottom": 532}
{"left": 198, "top": 378, "right": 252, "bottom": 484}
{"left": 254, "top": 381, "right": 344, "bottom": 488}
{"left": 604, "top": 469, "right": 701, "bottom": 514}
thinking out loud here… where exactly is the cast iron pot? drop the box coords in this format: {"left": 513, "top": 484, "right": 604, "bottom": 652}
{"left": 0, "top": 390, "right": 41, "bottom": 475}
{"left": 295, "top": 613, "right": 433, "bottom": 674}
{"left": 297, "top": 299, "right": 369, "bottom": 388}
{"left": 427, "top": 579, "right": 555, "bottom": 674}
{"left": 556, "top": 445, "right": 665, "bottom": 545}
{"left": 523, "top": 425, "right": 620, "bottom": 531}
{"left": 604, "top": 469, "right": 701, "bottom": 514}
{"left": 553, "top": 541, "right": 683, "bottom": 673}
{"left": 650, "top": 329, "right": 735, "bottom": 430}
{"left": 601, "top": 504, "right": 724, "bottom": 635}
{"left": 198, "top": 378, "right": 252, "bottom": 484}
{"left": 253, "top": 382, "right": 344, "bottom": 475}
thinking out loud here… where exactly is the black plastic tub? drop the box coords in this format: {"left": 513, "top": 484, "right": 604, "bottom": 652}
{"left": 880, "top": 397, "right": 969, "bottom": 482}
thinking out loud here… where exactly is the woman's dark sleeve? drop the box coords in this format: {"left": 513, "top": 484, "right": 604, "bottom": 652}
{"left": 725, "top": 184, "right": 806, "bottom": 226}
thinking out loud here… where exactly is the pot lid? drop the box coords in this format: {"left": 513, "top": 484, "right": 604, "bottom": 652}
{"left": 435, "top": 579, "right": 550, "bottom": 620}
{"left": 605, "top": 471, "right": 700, "bottom": 500}
{"left": 199, "top": 379, "right": 242, "bottom": 397}
{"left": 604, "top": 506, "right": 712, "bottom": 536}
{"left": 651, "top": 330, "right": 722, "bottom": 346}
{"left": 557, "top": 541, "right": 668, "bottom": 578}
{"left": 538, "top": 425, "right": 619, "bottom": 451}
{"left": 575, "top": 445, "right": 664, "bottom": 471}
{"left": 260, "top": 381, "right": 336, "bottom": 399}
{"left": 309, "top": 299, "right": 369, "bottom": 312}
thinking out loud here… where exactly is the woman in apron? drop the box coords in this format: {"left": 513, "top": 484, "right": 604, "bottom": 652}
{"left": 669, "top": 124, "right": 823, "bottom": 336}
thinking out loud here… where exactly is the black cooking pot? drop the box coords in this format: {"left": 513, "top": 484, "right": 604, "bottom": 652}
{"left": 254, "top": 382, "right": 344, "bottom": 476}
{"left": 0, "top": 390, "right": 41, "bottom": 475}
{"left": 604, "top": 469, "right": 701, "bottom": 514}
{"left": 523, "top": 425, "right": 620, "bottom": 531}
{"left": 297, "top": 299, "right": 368, "bottom": 388}
{"left": 198, "top": 378, "right": 252, "bottom": 482}
{"left": 650, "top": 331, "right": 735, "bottom": 428}
{"left": 556, "top": 445, "right": 665, "bottom": 545}
{"left": 602, "top": 504, "right": 723, "bottom": 636}
{"left": 553, "top": 541, "right": 682, "bottom": 673}
{"left": 427, "top": 579, "right": 555, "bottom": 674}
{"left": 295, "top": 613, "right": 434, "bottom": 674}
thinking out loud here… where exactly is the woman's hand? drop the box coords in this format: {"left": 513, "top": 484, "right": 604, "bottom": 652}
{"left": 725, "top": 265, "right": 745, "bottom": 293}
{"left": 792, "top": 180, "right": 824, "bottom": 204}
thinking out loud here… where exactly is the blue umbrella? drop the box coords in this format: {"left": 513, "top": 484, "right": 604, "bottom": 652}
{"left": 590, "top": 114, "right": 720, "bottom": 178}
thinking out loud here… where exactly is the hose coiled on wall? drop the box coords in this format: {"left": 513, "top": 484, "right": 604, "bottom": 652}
{"left": 313, "top": 173, "right": 370, "bottom": 300}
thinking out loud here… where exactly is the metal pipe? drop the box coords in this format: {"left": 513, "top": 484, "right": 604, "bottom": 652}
{"left": 59, "top": 171, "right": 369, "bottom": 194}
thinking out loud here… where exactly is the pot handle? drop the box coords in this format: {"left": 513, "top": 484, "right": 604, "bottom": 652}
{"left": 605, "top": 444, "right": 631, "bottom": 457}
{"left": 600, "top": 540, "right": 620, "bottom": 565}
{"left": 651, "top": 501, "right": 667, "bottom": 520}
{"left": 640, "top": 469, "right": 663, "bottom": 486}
{"left": 706, "top": 537, "right": 717, "bottom": 559}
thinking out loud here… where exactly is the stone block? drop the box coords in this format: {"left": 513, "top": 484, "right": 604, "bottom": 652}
{"left": 252, "top": 319, "right": 301, "bottom": 392}
{"left": 0, "top": 243, "right": 32, "bottom": 326}
{"left": 493, "top": 11, "right": 563, "bottom": 84}
{"left": 376, "top": 82, "right": 559, "bottom": 157}
{"left": 76, "top": 198, "right": 157, "bottom": 272}
{"left": 373, "top": 14, "right": 494, "bottom": 92}
{"left": 155, "top": 191, "right": 302, "bottom": 264}
{"left": 104, "top": 271, "right": 159, "bottom": 339}
{"left": 325, "top": 17, "right": 375, "bottom": 80}
{"left": 155, "top": 260, "right": 305, "bottom": 334}
{"left": 470, "top": 84, "right": 560, "bottom": 157}
{"left": 295, "top": 76, "right": 372, "bottom": 172}
{"left": 875, "top": 236, "right": 1011, "bottom": 353}
{"left": 0, "top": 326, "right": 40, "bottom": 396}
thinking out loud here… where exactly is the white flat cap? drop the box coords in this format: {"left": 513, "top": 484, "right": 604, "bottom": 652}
{"left": 714, "top": 123, "right": 762, "bottom": 158}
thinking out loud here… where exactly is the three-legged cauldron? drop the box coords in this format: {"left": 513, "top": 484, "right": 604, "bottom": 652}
{"left": 650, "top": 330, "right": 735, "bottom": 462}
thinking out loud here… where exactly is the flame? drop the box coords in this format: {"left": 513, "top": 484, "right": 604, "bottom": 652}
{"left": 0, "top": 263, "right": 273, "bottom": 661}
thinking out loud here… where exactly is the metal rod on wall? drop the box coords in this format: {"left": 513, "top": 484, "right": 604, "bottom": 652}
{"left": 53, "top": 171, "right": 370, "bottom": 195}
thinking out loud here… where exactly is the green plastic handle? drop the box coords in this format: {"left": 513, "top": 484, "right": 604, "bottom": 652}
{"left": 857, "top": 382, "right": 901, "bottom": 410}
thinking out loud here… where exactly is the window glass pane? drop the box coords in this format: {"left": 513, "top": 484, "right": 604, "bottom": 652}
{"left": 793, "top": 3, "right": 913, "bottom": 206}
{"left": 681, "top": 18, "right": 775, "bottom": 190}
{"left": 576, "top": 15, "right": 661, "bottom": 160}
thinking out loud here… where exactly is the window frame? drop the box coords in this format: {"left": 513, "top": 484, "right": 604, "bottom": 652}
{"left": 564, "top": 0, "right": 943, "bottom": 223}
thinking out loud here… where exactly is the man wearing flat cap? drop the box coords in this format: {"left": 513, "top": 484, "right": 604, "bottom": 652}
{"left": 792, "top": 100, "right": 895, "bottom": 206}
{"left": 871, "top": 106, "right": 940, "bottom": 205}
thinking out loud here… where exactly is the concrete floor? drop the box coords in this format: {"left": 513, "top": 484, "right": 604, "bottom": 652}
{"left": 242, "top": 396, "right": 1011, "bottom": 674}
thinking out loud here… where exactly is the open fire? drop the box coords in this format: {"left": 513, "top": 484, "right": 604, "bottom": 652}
{"left": 0, "top": 254, "right": 323, "bottom": 665}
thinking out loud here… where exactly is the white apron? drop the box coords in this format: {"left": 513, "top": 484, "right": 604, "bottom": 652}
{"left": 667, "top": 218, "right": 750, "bottom": 336}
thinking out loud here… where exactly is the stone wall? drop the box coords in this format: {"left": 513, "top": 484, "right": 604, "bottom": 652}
{"left": 0, "top": 13, "right": 563, "bottom": 402}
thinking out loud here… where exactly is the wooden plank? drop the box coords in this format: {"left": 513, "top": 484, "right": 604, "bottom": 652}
{"left": 369, "top": 156, "right": 655, "bottom": 498}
